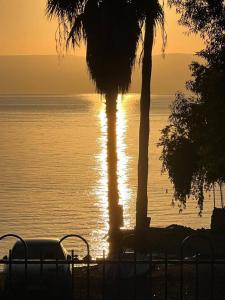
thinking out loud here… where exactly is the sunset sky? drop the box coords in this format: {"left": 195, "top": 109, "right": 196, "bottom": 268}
{"left": 0, "top": 0, "right": 204, "bottom": 56}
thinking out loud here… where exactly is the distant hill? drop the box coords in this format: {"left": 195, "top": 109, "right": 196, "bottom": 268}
{"left": 0, "top": 54, "right": 199, "bottom": 95}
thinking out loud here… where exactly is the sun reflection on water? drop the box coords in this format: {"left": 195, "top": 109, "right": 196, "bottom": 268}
{"left": 92, "top": 103, "right": 109, "bottom": 256}
{"left": 93, "top": 94, "right": 131, "bottom": 256}
{"left": 116, "top": 95, "right": 132, "bottom": 228}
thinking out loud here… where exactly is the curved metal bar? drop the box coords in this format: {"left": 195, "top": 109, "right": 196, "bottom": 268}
{"left": 59, "top": 234, "right": 90, "bottom": 300}
{"left": 0, "top": 234, "right": 28, "bottom": 281}
{"left": 180, "top": 233, "right": 215, "bottom": 259}
{"left": 180, "top": 234, "right": 215, "bottom": 300}
{"left": 0, "top": 234, "right": 28, "bottom": 258}
{"left": 59, "top": 234, "right": 90, "bottom": 258}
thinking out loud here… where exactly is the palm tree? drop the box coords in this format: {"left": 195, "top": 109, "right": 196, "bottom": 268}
{"left": 135, "top": 0, "right": 165, "bottom": 231}
{"left": 46, "top": 0, "right": 140, "bottom": 254}
{"left": 47, "top": 0, "right": 164, "bottom": 248}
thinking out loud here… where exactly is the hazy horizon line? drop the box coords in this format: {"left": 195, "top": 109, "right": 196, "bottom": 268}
{"left": 0, "top": 93, "right": 185, "bottom": 97}
{"left": 0, "top": 52, "right": 197, "bottom": 58}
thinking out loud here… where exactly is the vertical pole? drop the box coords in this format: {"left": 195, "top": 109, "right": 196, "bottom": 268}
{"left": 134, "top": 250, "right": 137, "bottom": 300}
{"left": 180, "top": 255, "right": 183, "bottom": 300}
{"left": 55, "top": 257, "right": 59, "bottom": 299}
{"left": 40, "top": 253, "right": 43, "bottom": 289}
{"left": 195, "top": 253, "right": 199, "bottom": 300}
{"left": 149, "top": 252, "right": 152, "bottom": 300}
{"left": 9, "top": 249, "right": 12, "bottom": 292}
{"left": 102, "top": 250, "right": 106, "bottom": 300}
{"left": 118, "top": 251, "right": 121, "bottom": 300}
{"left": 24, "top": 250, "right": 27, "bottom": 297}
{"left": 72, "top": 250, "right": 74, "bottom": 300}
{"left": 220, "top": 182, "right": 224, "bottom": 208}
{"left": 213, "top": 184, "right": 216, "bottom": 208}
{"left": 210, "top": 253, "right": 214, "bottom": 300}
{"left": 165, "top": 252, "right": 168, "bottom": 300}
{"left": 87, "top": 251, "right": 90, "bottom": 300}
{"left": 56, "top": 257, "right": 58, "bottom": 274}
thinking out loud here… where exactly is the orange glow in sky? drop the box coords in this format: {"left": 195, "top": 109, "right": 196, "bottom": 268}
{"left": 0, "top": 0, "right": 204, "bottom": 56}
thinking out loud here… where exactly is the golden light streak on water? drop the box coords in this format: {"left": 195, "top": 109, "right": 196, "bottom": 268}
{"left": 116, "top": 95, "right": 132, "bottom": 228}
{"left": 94, "top": 95, "right": 132, "bottom": 254}
{"left": 98, "top": 106, "right": 109, "bottom": 220}
{"left": 92, "top": 102, "right": 109, "bottom": 256}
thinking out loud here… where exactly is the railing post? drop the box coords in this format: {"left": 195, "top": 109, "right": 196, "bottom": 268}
{"left": 149, "top": 251, "right": 152, "bottom": 300}
{"left": 102, "top": 250, "right": 106, "bottom": 300}
{"left": 195, "top": 253, "right": 199, "bottom": 300}
{"left": 134, "top": 250, "right": 137, "bottom": 300}
{"left": 9, "top": 249, "right": 12, "bottom": 292}
{"left": 165, "top": 252, "right": 168, "bottom": 300}
{"left": 180, "top": 234, "right": 215, "bottom": 300}
{"left": 0, "top": 234, "right": 28, "bottom": 299}
{"left": 40, "top": 253, "right": 43, "bottom": 288}
{"left": 118, "top": 250, "right": 121, "bottom": 300}
{"left": 71, "top": 249, "right": 75, "bottom": 300}
{"left": 180, "top": 241, "right": 184, "bottom": 300}
{"left": 87, "top": 251, "right": 90, "bottom": 300}
{"left": 59, "top": 234, "right": 91, "bottom": 300}
{"left": 211, "top": 252, "right": 214, "bottom": 300}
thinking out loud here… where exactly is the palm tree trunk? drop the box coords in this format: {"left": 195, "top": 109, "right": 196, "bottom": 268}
{"left": 106, "top": 92, "right": 123, "bottom": 256}
{"left": 136, "top": 17, "right": 154, "bottom": 231}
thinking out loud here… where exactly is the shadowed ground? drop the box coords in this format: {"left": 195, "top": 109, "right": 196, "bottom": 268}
{"left": 1, "top": 226, "right": 225, "bottom": 299}
{"left": 1, "top": 261, "right": 225, "bottom": 300}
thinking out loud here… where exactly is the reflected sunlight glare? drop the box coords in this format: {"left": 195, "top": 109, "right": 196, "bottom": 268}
{"left": 94, "top": 94, "right": 132, "bottom": 255}
{"left": 116, "top": 95, "right": 132, "bottom": 228}
{"left": 93, "top": 102, "right": 109, "bottom": 256}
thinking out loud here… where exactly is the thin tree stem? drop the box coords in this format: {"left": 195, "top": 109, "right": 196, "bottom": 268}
{"left": 136, "top": 18, "right": 154, "bottom": 230}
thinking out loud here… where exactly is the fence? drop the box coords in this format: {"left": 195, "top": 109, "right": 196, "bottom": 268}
{"left": 0, "top": 233, "right": 225, "bottom": 300}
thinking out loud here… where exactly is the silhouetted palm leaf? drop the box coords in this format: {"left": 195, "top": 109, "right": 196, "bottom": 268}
{"left": 84, "top": 1, "right": 140, "bottom": 94}
{"left": 67, "top": 13, "right": 84, "bottom": 46}
{"left": 47, "top": 0, "right": 142, "bottom": 94}
{"left": 47, "top": 0, "right": 84, "bottom": 20}
{"left": 47, "top": 0, "right": 165, "bottom": 94}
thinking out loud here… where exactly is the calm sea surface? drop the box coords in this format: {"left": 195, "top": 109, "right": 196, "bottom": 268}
{"left": 0, "top": 94, "right": 215, "bottom": 257}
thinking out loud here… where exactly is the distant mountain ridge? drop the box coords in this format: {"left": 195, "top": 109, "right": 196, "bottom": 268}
{"left": 0, "top": 54, "right": 198, "bottom": 95}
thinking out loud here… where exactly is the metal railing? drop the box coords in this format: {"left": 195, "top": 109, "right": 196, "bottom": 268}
{"left": 0, "top": 233, "right": 225, "bottom": 300}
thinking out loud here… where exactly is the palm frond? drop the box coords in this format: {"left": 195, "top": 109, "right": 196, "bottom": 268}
{"left": 135, "top": 0, "right": 166, "bottom": 55}
{"left": 85, "top": 0, "right": 141, "bottom": 94}
{"left": 46, "top": 0, "right": 85, "bottom": 20}
{"left": 67, "top": 13, "right": 85, "bottom": 47}
{"left": 47, "top": 0, "right": 165, "bottom": 94}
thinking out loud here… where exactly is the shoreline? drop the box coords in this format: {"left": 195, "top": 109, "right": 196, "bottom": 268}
{"left": 120, "top": 225, "right": 225, "bottom": 257}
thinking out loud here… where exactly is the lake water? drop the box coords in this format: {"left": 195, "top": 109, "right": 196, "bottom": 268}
{"left": 0, "top": 94, "right": 215, "bottom": 257}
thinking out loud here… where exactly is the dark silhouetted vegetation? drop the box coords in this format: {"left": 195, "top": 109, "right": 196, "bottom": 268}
{"left": 159, "top": 0, "right": 225, "bottom": 213}
{"left": 47, "top": 0, "right": 141, "bottom": 254}
{"left": 47, "top": 0, "right": 140, "bottom": 95}
{"left": 47, "top": 0, "right": 166, "bottom": 236}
